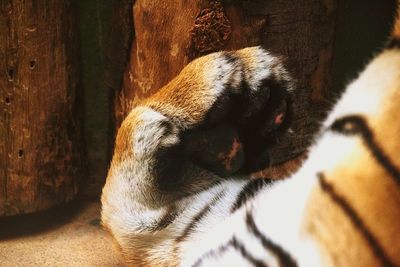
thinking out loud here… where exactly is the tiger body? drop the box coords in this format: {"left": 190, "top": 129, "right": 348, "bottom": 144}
{"left": 101, "top": 6, "right": 400, "bottom": 266}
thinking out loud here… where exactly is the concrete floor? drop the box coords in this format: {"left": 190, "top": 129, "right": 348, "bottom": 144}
{"left": 0, "top": 201, "right": 124, "bottom": 266}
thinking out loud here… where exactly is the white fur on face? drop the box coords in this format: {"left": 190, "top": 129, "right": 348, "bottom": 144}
{"left": 325, "top": 49, "right": 400, "bottom": 128}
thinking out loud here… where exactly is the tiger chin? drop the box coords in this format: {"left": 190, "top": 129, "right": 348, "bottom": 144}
{"left": 101, "top": 7, "right": 400, "bottom": 267}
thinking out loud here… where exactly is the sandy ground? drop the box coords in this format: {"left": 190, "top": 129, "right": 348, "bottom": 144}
{"left": 0, "top": 201, "right": 124, "bottom": 266}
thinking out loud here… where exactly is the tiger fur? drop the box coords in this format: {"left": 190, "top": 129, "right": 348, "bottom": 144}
{"left": 101, "top": 4, "right": 400, "bottom": 266}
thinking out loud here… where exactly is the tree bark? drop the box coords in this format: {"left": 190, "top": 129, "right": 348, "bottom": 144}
{"left": 114, "top": 0, "right": 338, "bottom": 177}
{"left": 0, "top": 0, "right": 82, "bottom": 216}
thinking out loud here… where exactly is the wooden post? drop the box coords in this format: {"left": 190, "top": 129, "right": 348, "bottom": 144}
{"left": 114, "top": 0, "right": 338, "bottom": 177}
{"left": 0, "top": 0, "right": 82, "bottom": 215}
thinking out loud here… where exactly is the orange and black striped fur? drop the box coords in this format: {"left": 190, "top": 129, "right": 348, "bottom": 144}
{"left": 101, "top": 5, "right": 400, "bottom": 266}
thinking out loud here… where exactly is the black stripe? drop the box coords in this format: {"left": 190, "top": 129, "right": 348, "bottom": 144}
{"left": 245, "top": 211, "right": 298, "bottom": 267}
{"left": 176, "top": 190, "right": 226, "bottom": 242}
{"left": 223, "top": 51, "right": 240, "bottom": 65}
{"left": 192, "top": 238, "right": 234, "bottom": 267}
{"left": 317, "top": 173, "right": 395, "bottom": 267}
{"left": 231, "top": 179, "right": 272, "bottom": 213}
{"left": 147, "top": 205, "right": 180, "bottom": 232}
{"left": 330, "top": 115, "right": 400, "bottom": 186}
{"left": 231, "top": 237, "right": 269, "bottom": 267}
{"left": 193, "top": 237, "right": 268, "bottom": 267}
{"left": 386, "top": 37, "right": 400, "bottom": 49}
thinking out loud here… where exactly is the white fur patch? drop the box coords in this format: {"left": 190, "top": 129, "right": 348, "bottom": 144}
{"left": 133, "top": 107, "right": 179, "bottom": 157}
{"left": 205, "top": 53, "right": 243, "bottom": 95}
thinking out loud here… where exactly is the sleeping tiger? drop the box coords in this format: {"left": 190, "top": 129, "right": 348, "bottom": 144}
{"left": 101, "top": 5, "right": 400, "bottom": 267}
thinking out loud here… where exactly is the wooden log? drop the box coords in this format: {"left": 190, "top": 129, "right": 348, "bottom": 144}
{"left": 76, "top": 0, "right": 134, "bottom": 198}
{"left": 0, "top": 0, "right": 82, "bottom": 216}
{"left": 114, "top": 0, "right": 338, "bottom": 177}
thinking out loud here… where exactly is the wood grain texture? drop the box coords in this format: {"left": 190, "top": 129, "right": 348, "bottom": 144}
{"left": 114, "top": 0, "right": 338, "bottom": 175}
{"left": 0, "top": 0, "right": 82, "bottom": 215}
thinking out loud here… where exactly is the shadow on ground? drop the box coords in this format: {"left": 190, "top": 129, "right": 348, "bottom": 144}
{"left": 0, "top": 201, "right": 124, "bottom": 266}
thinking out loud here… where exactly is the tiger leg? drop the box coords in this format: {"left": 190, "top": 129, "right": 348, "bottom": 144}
{"left": 101, "top": 46, "right": 294, "bottom": 265}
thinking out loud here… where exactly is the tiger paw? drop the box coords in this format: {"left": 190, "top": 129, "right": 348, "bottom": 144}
{"left": 180, "top": 47, "right": 294, "bottom": 175}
